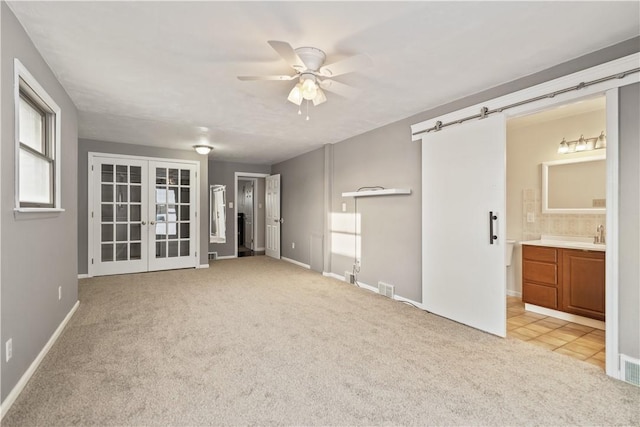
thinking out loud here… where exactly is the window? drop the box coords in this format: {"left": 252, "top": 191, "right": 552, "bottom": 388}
{"left": 14, "top": 59, "right": 62, "bottom": 210}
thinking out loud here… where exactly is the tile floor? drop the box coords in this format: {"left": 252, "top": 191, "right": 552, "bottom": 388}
{"left": 507, "top": 296, "right": 605, "bottom": 370}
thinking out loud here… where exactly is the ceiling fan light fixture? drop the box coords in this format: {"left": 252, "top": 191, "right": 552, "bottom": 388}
{"left": 312, "top": 88, "right": 327, "bottom": 106}
{"left": 287, "top": 83, "right": 303, "bottom": 105}
{"left": 301, "top": 78, "right": 318, "bottom": 100}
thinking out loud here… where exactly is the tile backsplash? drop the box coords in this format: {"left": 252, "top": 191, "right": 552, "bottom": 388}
{"left": 521, "top": 188, "right": 606, "bottom": 241}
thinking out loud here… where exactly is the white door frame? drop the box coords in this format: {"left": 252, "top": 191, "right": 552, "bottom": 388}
{"left": 88, "top": 152, "right": 201, "bottom": 277}
{"left": 411, "top": 52, "right": 639, "bottom": 380}
{"left": 234, "top": 172, "right": 269, "bottom": 258}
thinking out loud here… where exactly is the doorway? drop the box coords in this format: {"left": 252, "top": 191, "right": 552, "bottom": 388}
{"left": 234, "top": 173, "right": 269, "bottom": 258}
{"left": 505, "top": 95, "right": 607, "bottom": 370}
{"left": 237, "top": 178, "right": 256, "bottom": 257}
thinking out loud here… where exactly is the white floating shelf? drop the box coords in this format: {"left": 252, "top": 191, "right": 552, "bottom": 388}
{"left": 341, "top": 188, "right": 412, "bottom": 198}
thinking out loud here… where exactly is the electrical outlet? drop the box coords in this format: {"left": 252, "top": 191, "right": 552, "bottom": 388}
{"left": 356, "top": 259, "right": 361, "bottom": 269}
{"left": 6, "top": 339, "right": 12, "bottom": 362}
{"left": 527, "top": 212, "right": 535, "bottom": 223}
{"left": 228, "top": 202, "right": 233, "bottom": 209}
{"left": 58, "top": 286, "right": 62, "bottom": 301}
{"left": 291, "top": 242, "right": 295, "bottom": 249}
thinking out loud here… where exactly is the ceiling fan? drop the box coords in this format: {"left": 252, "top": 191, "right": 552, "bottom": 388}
{"left": 238, "top": 40, "right": 372, "bottom": 112}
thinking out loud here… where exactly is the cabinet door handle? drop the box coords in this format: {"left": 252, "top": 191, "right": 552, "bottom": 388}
{"left": 489, "top": 211, "right": 498, "bottom": 245}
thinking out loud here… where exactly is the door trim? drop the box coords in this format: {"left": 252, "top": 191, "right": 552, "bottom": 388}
{"left": 413, "top": 58, "right": 630, "bottom": 379}
{"left": 234, "top": 172, "right": 269, "bottom": 258}
{"left": 87, "top": 152, "right": 200, "bottom": 277}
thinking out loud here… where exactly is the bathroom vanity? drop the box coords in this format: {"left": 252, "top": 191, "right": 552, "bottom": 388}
{"left": 520, "top": 237, "right": 605, "bottom": 321}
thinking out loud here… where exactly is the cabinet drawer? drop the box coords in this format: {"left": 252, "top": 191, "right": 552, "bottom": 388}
{"left": 523, "top": 282, "right": 558, "bottom": 309}
{"left": 523, "top": 260, "right": 557, "bottom": 285}
{"left": 523, "top": 245, "right": 557, "bottom": 263}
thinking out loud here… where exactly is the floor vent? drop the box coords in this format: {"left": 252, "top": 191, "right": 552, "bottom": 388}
{"left": 344, "top": 271, "right": 355, "bottom": 284}
{"left": 378, "top": 281, "right": 395, "bottom": 299}
{"left": 208, "top": 252, "right": 218, "bottom": 261}
{"left": 621, "top": 355, "right": 640, "bottom": 387}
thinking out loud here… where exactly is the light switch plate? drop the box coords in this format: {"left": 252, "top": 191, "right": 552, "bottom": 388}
{"left": 342, "top": 202, "right": 347, "bottom": 212}
{"left": 229, "top": 202, "right": 233, "bottom": 209}
{"left": 527, "top": 212, "right": 535, "bottom": 223}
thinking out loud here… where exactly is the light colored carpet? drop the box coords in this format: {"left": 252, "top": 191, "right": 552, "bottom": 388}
{"left": 3, "top": 256, "right": 639, "bottom": 426}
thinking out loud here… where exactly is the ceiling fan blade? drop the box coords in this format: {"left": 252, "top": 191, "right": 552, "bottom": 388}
{"left": 267, "top": 40, "right": 305, "bottom": 70}
{"left": 319, "top": 79, "right": 360, "bottom": 99}
{"left": 319, "top": 54, "right": 373, "bottom": 77}
{"left": 237, "top": 75, "right": 297, "bottom": 81}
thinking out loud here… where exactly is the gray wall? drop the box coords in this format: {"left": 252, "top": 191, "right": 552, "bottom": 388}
{"left": 272, "top": 147, "right": 324, "bottom": 269}
{"left": 208, "top": 161, "right": 271, "bottom": 257}
{"left": 618, "top": 82, "right": 640, "bottom": 359}
{"left": 1, "top": 2, "right": 79, "bottom": 402}
{"left": 331, "top": 121, "right": 422, "bottom": 300}
{"left": 78, "top": 139, "right": 209, "bottom": 274}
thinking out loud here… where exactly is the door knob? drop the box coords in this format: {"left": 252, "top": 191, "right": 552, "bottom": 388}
{"left": 150, "top": 221, "right": 156, "bottom": 225}
{"left": 141, "top": 221, "right": 146, "bottom": 225}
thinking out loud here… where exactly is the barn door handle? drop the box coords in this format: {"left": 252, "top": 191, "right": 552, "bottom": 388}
{"left": 489, "top": 211, "right": 498, "bottom": 245}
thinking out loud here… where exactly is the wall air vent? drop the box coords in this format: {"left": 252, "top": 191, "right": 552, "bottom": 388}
{"left": 621, "top": 355, "right": 640, "bottom": 387}
{"left": 378, "top": 281, "right": 395, "bottom": 299}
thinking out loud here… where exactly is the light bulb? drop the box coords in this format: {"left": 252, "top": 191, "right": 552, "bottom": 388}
{"left": 575, "top": 135, "right": 587, "bottom": 151}
{"left": 301, "top": 78, "right": 318, "bottom": 100}
{"left": 557, "top": 138, "right": 569, "bottom": 154}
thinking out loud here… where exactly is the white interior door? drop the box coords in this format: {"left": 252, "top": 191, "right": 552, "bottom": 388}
{"left": 148, "top": 161, "right": 197, "bottom": 271}
{"left": 92, "top": 157, "right": 148, "bottom": 276}
{"left": 422, "top": 115, "right": 507, "bottom": 337}
{"left": 265, "top": 174, "right": 281, "bottom": 259}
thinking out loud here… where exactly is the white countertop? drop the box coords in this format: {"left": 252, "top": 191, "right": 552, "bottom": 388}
{"left": 520, "top": 235, "right": 606, "bottom": 252}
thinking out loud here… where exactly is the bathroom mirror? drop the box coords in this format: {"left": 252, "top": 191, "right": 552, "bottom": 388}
{"left": 210, "top": 185, "right": 226, "bottom": 243}
{"left": 541, "top": 155, "right": 606, "bottom": 214}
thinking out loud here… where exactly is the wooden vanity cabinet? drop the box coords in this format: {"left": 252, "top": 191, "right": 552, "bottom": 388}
{"left": 562, "top": 249, "right": 605, "bottom": 321}
{"left": 522, "top": 246, "right": 560, "bottom": 309}
{"left": 522, "top": 244, "right": 605, "bottom": 321}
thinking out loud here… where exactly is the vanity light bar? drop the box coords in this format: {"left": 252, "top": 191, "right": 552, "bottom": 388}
{"left": 557, "top": 131, "right": 606, "bottom": 154}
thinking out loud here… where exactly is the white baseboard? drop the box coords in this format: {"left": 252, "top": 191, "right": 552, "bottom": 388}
{"left": 321, "top": 272, "right": 425, "bottom": 310}
{"left": 506, "top": 289, "right": 522, "bottom": 297}
{"left": 525, "top": 303, "right": 605, "bottom": 330}
{"left": 281, "top": 257, "right": 310, "bottom": 269}
{"left": 215, "top": 255, "right": 237, "bottom": 260}
{"left": 77, "top": 274, "right": 90, "bottom": 279}
{"left": 1, "top": 300, "right": 80, "bottom": 419}
{"left": 323, "top": 272, "right": 344, "bottom": 281}
{"left": 196, "top": 264, "right": 209, "bottom": 269}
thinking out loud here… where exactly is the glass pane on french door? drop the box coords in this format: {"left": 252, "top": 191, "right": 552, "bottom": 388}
{"left": 93, "top": 158, "right": 148, "bottom": 276}
{"left": 148, "top": 161, "right": 197, "bottom": 272}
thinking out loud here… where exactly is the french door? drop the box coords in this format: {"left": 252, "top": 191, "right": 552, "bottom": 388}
{"left": 91, "top": 155, "right": 198, "bottom": 276}
{"left": 422, "top": 115, "right": 507, "bottom": 337}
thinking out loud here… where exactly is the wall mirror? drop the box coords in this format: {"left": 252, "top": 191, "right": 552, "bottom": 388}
{"left": 542, "top": 155, "right": 606, "bottom": 214}
{"left": 210, "top": 185, "right": 226, "bottom": 243}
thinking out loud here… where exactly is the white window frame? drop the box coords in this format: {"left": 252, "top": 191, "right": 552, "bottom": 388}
{"left": 14, "top": 58, "right": 63, "bottom": 213}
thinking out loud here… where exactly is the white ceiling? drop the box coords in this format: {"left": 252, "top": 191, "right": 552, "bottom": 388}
{"left": 8, "top": 1, "right": 640, "bottom": 165}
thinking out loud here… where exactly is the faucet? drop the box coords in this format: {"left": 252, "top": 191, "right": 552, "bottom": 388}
{"left": 594, "top": 224, "right": 605, "bottom": 244}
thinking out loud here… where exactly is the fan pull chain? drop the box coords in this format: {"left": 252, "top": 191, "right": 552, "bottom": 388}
{"left": 306, "top": 100, "right": 310, "bottom": 121}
